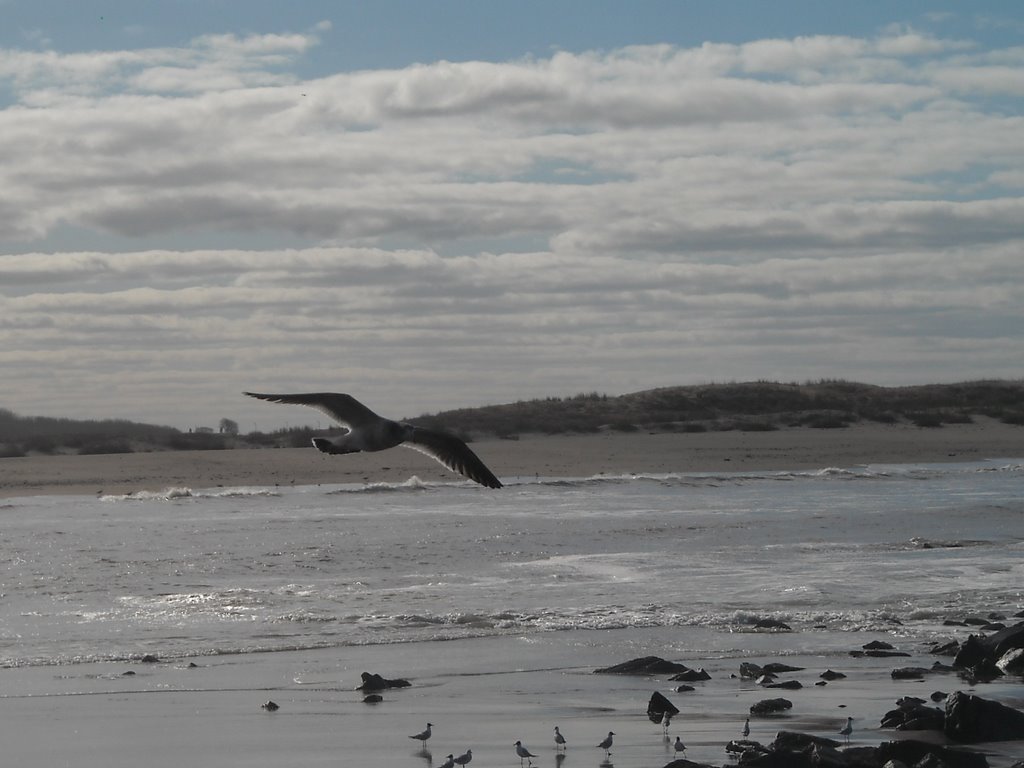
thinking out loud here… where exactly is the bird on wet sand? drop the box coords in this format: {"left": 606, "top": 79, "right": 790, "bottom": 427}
{"left": 839, "top": 716, "right": 853, "bottom": 743}
{"left": 438, "top": 755, "right": 455, "bottom": 768}
{"left": 553, "top": 726, "right": 566, "bottom": 750}
{"left": 674, "top": 736, "right": 686, "bottom": 754}
{"left": 409, "top": 722, "right": 433, "bottom": 745}
{"left": 453, "top": 748, "right": 473, "bottom": 766}
{"left": 515, "top": 741, "right": 538, "bottom": 766}
{"left": 596, "top": 731, "right": 614, "bottom": 756}
{"left": 244, "top": 392, "right": 503, "bottom": 488}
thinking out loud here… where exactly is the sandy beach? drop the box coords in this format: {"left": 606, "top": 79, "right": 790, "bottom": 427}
{"left": 2, "top": 418, "right": 1022, "bottom": 497}
{"left": 2, "top": 421, "right": 1022, "bottom": 768}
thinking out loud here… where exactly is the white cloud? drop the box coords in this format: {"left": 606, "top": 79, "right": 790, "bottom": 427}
{"left": 1, "top": 28, "right": 1023, "bottom": 426}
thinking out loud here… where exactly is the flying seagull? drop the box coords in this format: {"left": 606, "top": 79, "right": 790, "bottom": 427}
{"left": 244, "top": 392, "right": 503, "bottom": 488}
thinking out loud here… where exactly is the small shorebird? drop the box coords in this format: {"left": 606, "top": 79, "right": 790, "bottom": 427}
{"left": 244, "top": 391, "right": 503, "bottom": 488}
{"left": 673, "top": 736, "right": 687, "bottom": 754}
{"left": 596, "top": 731, "right": 614, "bottom": 756}
{"left": 742, "top": 717, "right": 750, "bottom": 738}
{"left": 839, "top": 716, "right": 853, "bottom": 743}
{"left": 453, "top": 748, "right": 473, "bottom": 766}
{"left": 438, "top": 756, "right": 455, "bottom": 768}
{"left": 660, "top": 711, "right": 672, "bottom": 732}
{"left": 409, "top": 722, "right": 433, "bottom": 745}
{"left": 514, "top": 741, "right": 538, "bottom": 766}
{"left": 553, "top": 726, "right": 567, "bottom": 750}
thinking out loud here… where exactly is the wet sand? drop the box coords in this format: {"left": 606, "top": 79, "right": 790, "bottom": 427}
{"left": 2, "top": 418, "right": 1022, "bottom": 497}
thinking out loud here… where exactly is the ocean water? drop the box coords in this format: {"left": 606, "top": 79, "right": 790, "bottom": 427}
{"left": 2, "top": 459, "right": 1022, "bottom": 670}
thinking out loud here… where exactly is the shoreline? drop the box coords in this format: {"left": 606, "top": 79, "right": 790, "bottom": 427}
{"left": 2, "top": 626, "right": 1023, "bottom": 767}
{"left": 1, "top": 418, "right": 1022, "bottom": 498}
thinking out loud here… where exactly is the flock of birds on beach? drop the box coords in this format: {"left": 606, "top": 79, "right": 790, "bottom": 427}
{"left": 403, "top": 713, "right": 854, "bottom": 765}
{"left": 409, "top": 722, "right": 623, "bottom": 767}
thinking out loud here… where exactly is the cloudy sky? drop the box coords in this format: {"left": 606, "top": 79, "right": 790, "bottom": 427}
{"left": 2, "top": 1, "right": 1023, "bottom": 431}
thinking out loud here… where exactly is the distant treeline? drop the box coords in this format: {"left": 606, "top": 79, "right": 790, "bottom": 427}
{"left": 408, "top": 379, "right": 1024, "bottom": 439}
{"left": 2, "top": 379, "right": 1023, "bottom": 457}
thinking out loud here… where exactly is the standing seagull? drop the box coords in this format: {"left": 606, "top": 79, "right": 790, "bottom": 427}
{"left": 553, "top": 726, "right": 566, "bottom": 751}
{"left": 515, "top": 741, "right": 538, "bottom": 766}
{"left": 673, "top": 736, "right": 687, "bottom": 754}
{"left": 453, "top": 749, "right": 473, "bottom": 766}
{"left": 438, "top": 756, "right": 455, "bottom": 768}
{"left": 409, "top": 722, "right": 433, "bottom": 746}
{"left": 839, "top": 716, "right": 853, "bottom": 743}
{"left": 596, "top": 731, "right": 614, "bottom": 756}
{"left": 244, "top": 392, "right": 502, "bottom": 488}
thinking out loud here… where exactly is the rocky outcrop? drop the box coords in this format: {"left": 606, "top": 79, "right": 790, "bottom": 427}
{"left": 594, "top": 656, "right": 690, "bottom": 675}
{"left": 727, "top": 732, "right": 990, "bottom": 768}
{"left": 749, "top": 697, "right": 792, "bottom": 715}
{"left": 944, "top": 690, "right": 1024, "bottom": 743}
{"left": 647, "top": 691, "right": 679, "bottom": 723}
{"left": 355, "top": 671, "right": 411, "bottom": 691}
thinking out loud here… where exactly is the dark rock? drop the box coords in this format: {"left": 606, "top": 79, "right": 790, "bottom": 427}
{"left": 140, "top": 654, "right": 159, "bottom": 663}
{"left": 944, "top": 690, "right": 1024, "bottom": 743}
{"left": 962, "top": 658, "right": 1004, "bottom": 682}
{"left": 647, "top": 690, "right": 679, "bottom": 723}
{"left": 762, "top": 662, "right": 804, "bottom": 673}
{"left": 674, "top": 684, "right": 695, "bottom": 693}
{"left": 876, "top": 739, "right": 989, "bottom": 768}
{"left": 864, "top": 640, "right": 895, "bottom": 650}
{"left": 981, "top": 620, "right": 1024, "bottom": 658}
{"left": 595, "top": 656, "right": 690, "bottom": 675}
{"left": 362, "top": 694, "right": 383, "bottom": 704}
{"left": 931, "top": 640, "right": 960, "bottom": 656}
{"left": 930, "top": 691, "right": 948, "bottom": 702}
{"left": 930, "top": 660, "right": 955, "bottom": 672}
{"left": 662, "top": 760, "right": 718, "bottom": 768}
{"left": 988, "top": 612, "right": 1007, "bottom": 621}
{"left": 753, "top": 619, "right": 792, "bottom": 631}
{"left": 944, "top": 619, "right": 968, "bottom": 626}
{"left": 996, "top": 647, "right": 1024, "bottom": 674}
{"left": 891, "top": 667, "right": 931, "bottom": 679}
{"left": 953, "top": 634, "right": 992, "bottom": 669}
{"left": 981, "top": 622, "right": 1006, "bottom": 631}
{"left": 820, "top": 669, "right": 846, "bottom": 680}
{"left": 773, "top": 731, "right": 842, "bottom": 750}
{"left": 725, "top": 739, "right": 765, "bottom": 755}
{"left": 764, "top": 680, "right": 802, "bottom": 690}
{"left": 850, "top": 649, "right": 912, "bottom": 658}
{"left": 669, "top": 667, "right": 711, "bottom": 682}
{"left": 356, "top": 671, "right": 411, "bottom": 691}
{"left": 880, "top": 698, "right": 944, "bottom": 732}
{"left": 261, "top": 700, "right": 279, "bottom": 711}
{"left": 121, "top": 670, "right": 136, "bottom": 676}
{"left": 749, "top": 697, "right": 792, "bottom": 715}
{"left": 739, "top": 662, "right": 763, "bottom": 678}
{"left": 814, "top": 680, "right": 827, "bottom": 686}
{"left": 963, "top": 617, "right": 991, "bottom": 626}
